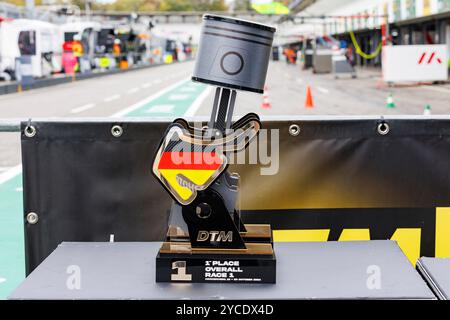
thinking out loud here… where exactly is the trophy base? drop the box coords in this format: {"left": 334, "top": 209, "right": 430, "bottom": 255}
{"left": 155, "top": 224, "right": 276, "bottom": 284}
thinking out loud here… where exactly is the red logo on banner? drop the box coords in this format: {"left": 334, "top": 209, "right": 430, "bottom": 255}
{"left": 418, "top": 52, "right": 442, "bottom": 65}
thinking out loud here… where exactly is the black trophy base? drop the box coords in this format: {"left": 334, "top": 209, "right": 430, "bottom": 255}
{"left": 156, "top": 242, "right": 276, "bottom": 284}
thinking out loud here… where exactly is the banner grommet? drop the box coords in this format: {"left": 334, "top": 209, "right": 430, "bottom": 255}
{"left": 24, "top": 125, "right": 36, "bottom": 138}
{"left": 111, "top": 125, "right": 123, "bottom": 138}
{"left": 289, "top": 124, "right": 301, "bottom": 136}
{"left": 377, "top": 122, "right": 390, "bottom": 135}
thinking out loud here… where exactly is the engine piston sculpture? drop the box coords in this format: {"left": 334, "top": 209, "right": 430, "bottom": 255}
{"left": 153, "top": 14, "right": 276, "bottom": 283}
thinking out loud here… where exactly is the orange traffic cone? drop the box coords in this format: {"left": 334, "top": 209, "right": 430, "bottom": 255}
{"left": 305, "top": 85, "right": 314, "bottom": 108}
{"left": 261, "top": 85, "right": 271, "bottom": 109}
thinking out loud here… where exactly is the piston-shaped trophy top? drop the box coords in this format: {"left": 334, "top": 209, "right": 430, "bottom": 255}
{"left": 192, "top": 14, "right": 276, "bottom": 94}
{"left": 153, "top": 14, "right": 273, "bottom": 206}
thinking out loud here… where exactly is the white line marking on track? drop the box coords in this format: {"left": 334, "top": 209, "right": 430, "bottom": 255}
{"left": 168, "top": 94, "right": 190, "bottom": 101}
{"left": 317, "top": 86, "right": 330, "bottom": 94}
{"left": 0, "top": 277, "right": 6, "bottom": 284}
{"left": 184, "top": 86, "right": 213, "bottom": 117}
{"left": 111, "top": 78, "right": 189, "bottom": 117}
{"left": 296, "top": 78, "right": 303, "bottom": 84}
{"left": 104, "top": 94, "right": 121, "bottom": 102}
{"left": 0, "top": 165, "right": 22, "bottom": 185}
{"left": 180, "top": 86, "right": 197, "bottom": 92}
{"left": 15, "top": 187, "right": 23, "bottom": 192}
{"left": 141, "top": 82, "right": 152, "bottom": 88}
{"left": 70, "top": 103, "right": 96, "bottom": 114}
{"left": 126, "top": 87, "right": 140, "bottom": 94}
{"left": 153, "top": 79, "right": 162, "bottom": 84}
